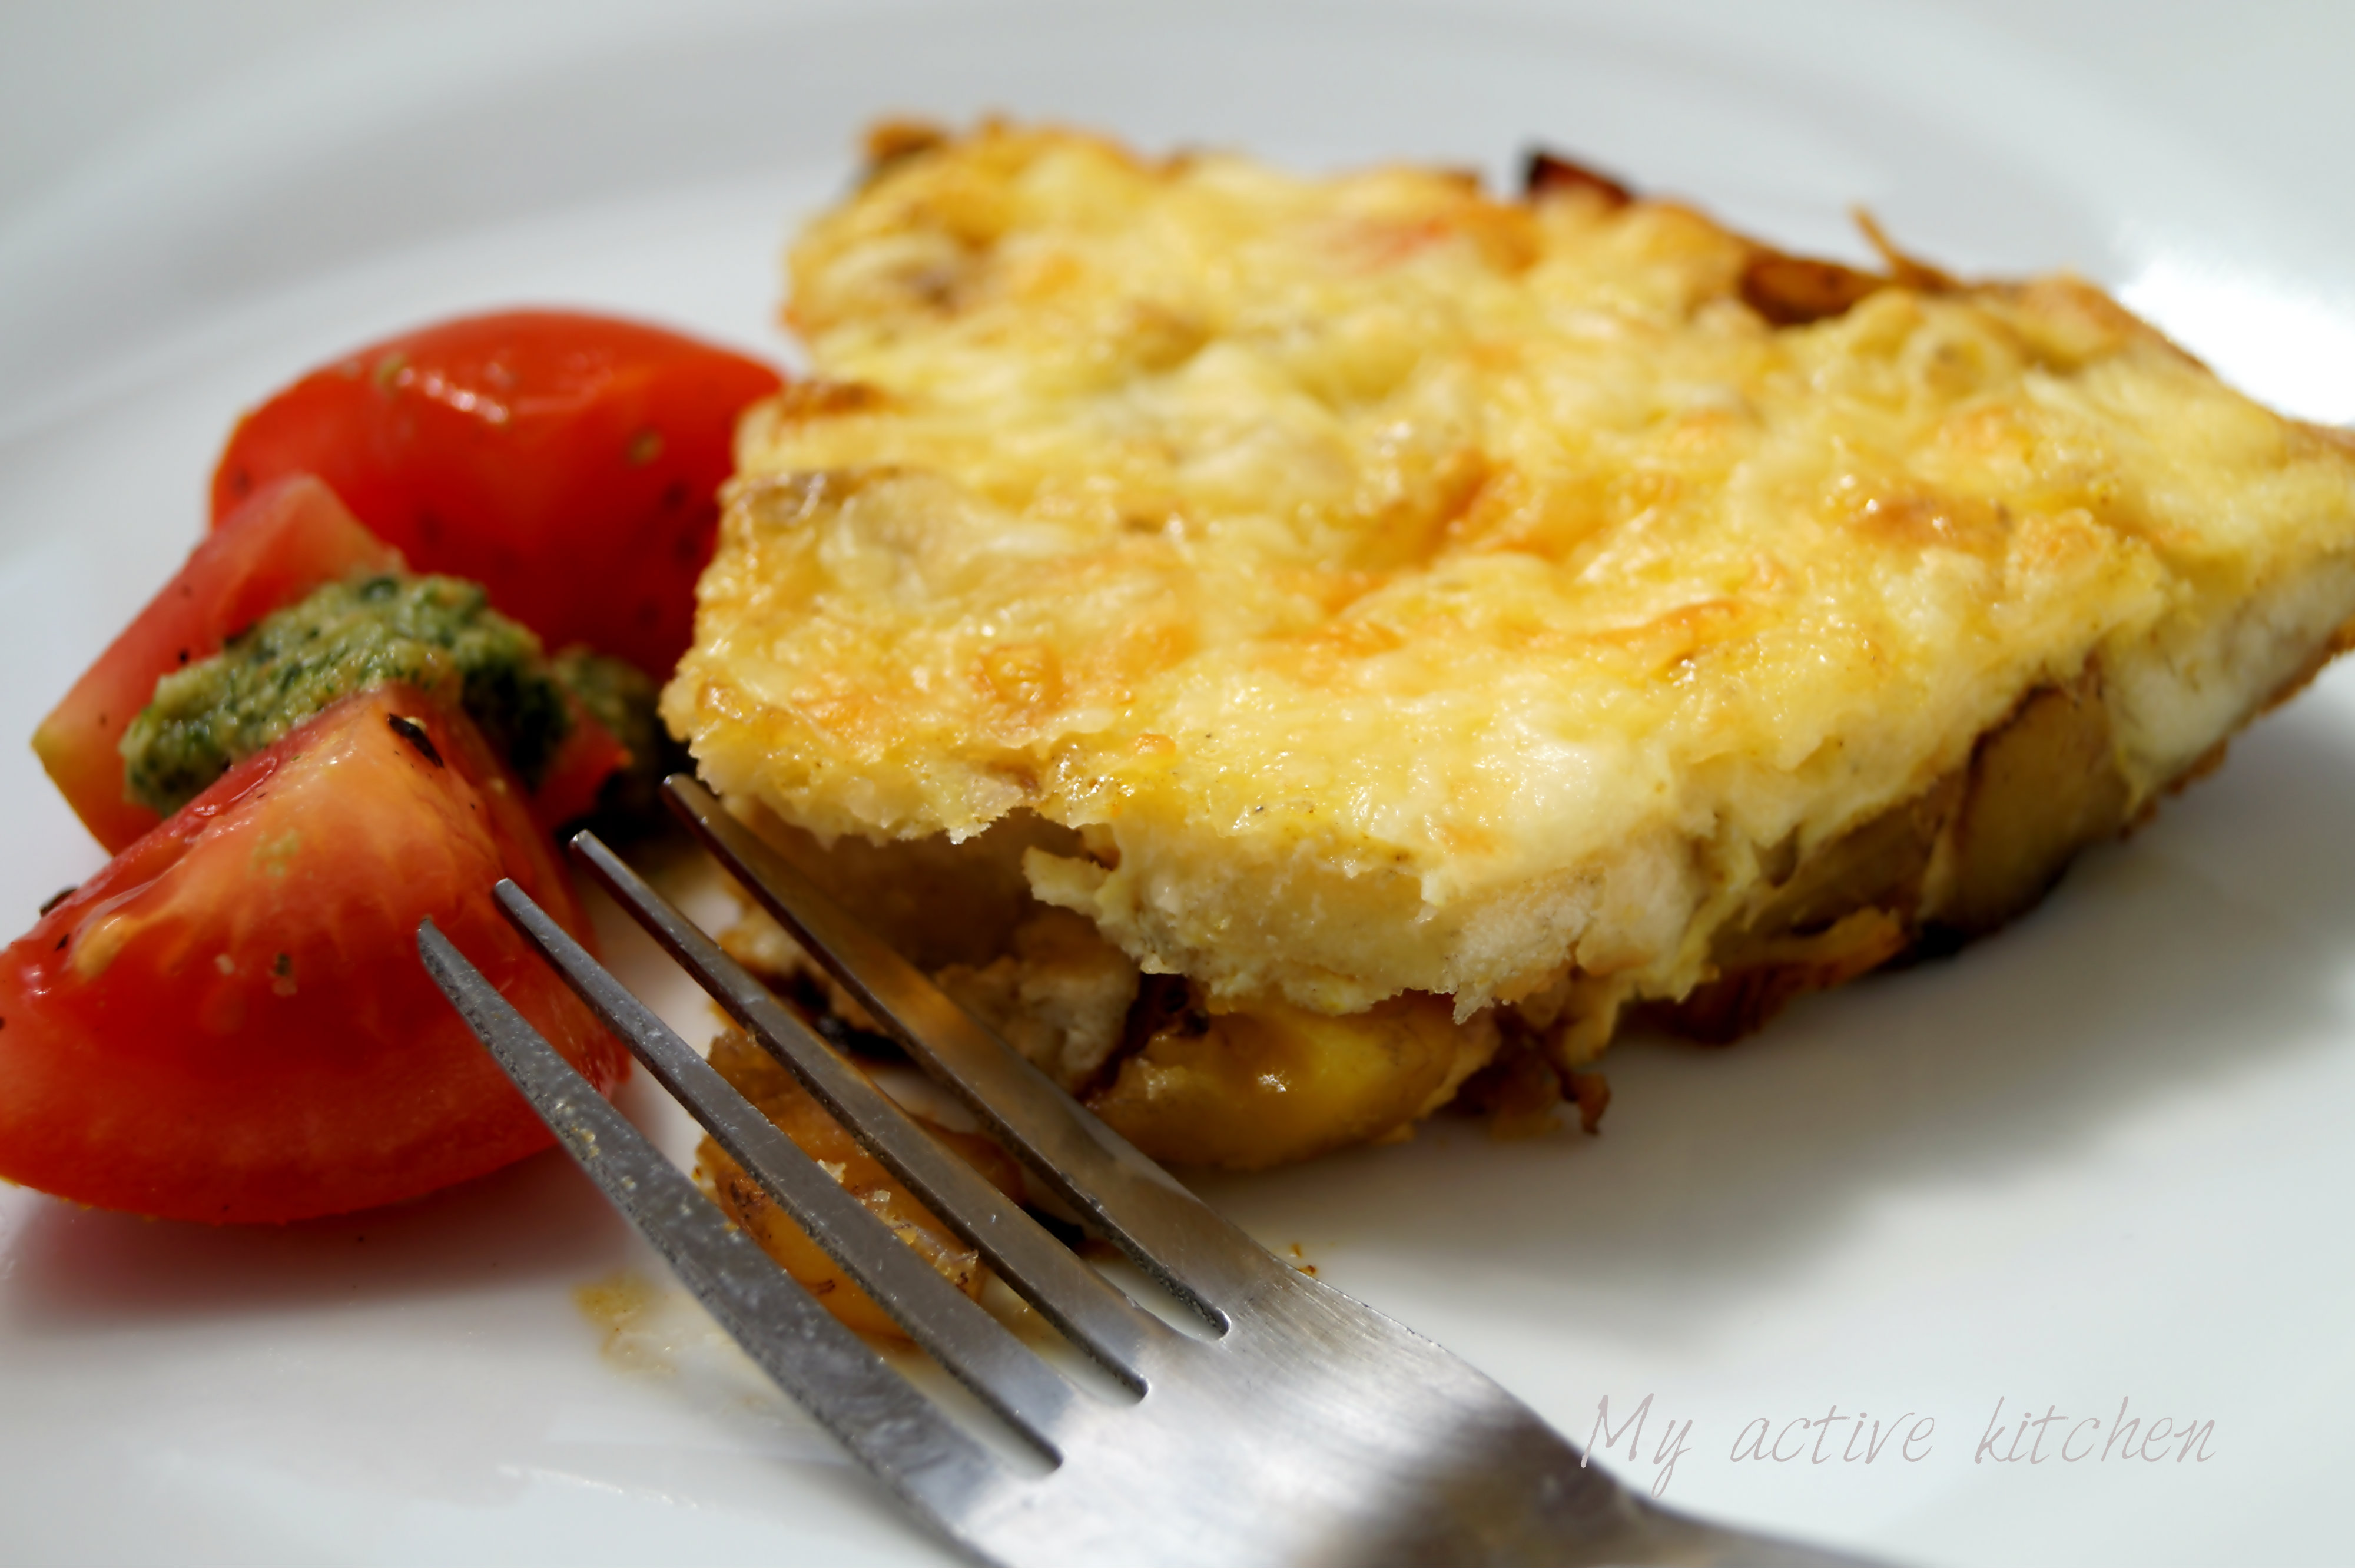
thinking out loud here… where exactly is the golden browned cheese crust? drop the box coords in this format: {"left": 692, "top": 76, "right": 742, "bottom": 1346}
{"left": 669, "top": 124, "right": 2355, "bottom": 1165}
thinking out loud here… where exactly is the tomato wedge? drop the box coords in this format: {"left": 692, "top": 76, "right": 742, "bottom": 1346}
{"left": 210, "top": 310, "right": 784, "bottom": 677}
{"left": 33, "top": 475, "right": 400, "bottom": 853}
{"left": 35, "top": 471, "right": 631, "bottom": 851}
{"left": 0, "top": 687, "right": 626, "bottom": 1224}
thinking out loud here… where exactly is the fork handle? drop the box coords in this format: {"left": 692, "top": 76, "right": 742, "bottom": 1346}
{"left": 1618, "top": 1507, "right": 1898, "bottom": 1568}
{"left": 1363, "top": 1414, "right": 1902, "bottom": 1568}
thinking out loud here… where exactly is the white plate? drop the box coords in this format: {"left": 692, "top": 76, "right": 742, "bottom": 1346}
{"left": 5, "top": 3, "right": 2354, "bottom": 1563}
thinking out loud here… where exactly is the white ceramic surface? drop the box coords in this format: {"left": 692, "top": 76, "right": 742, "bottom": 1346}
{"left": 4, "top": 4, "right": 2353, "bottom": 1564}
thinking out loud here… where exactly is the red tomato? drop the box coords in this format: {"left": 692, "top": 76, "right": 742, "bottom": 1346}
{"left": 530, "top": 698, "right": 633, "bottom": 834}
{"left": 34, "top": 474, "right": 401, "bottom": 853}
{"left": 210, "top": 310, "right": 783, "bottom": 677}
{"left": 0, "top": 686, "right": 628, "bottom": 1224}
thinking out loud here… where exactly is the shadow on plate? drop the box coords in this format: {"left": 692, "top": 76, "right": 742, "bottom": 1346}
{"left": 0, "top": 1072, "right": 687, "bottom": 1337}
{"left": 1190, "top": 694, "right": 2355, "bottom": 1338}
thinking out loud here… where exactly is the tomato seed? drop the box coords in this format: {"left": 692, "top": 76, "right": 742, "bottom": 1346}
{"left": 388, "top": 714, "right": 445, "bottom": 768}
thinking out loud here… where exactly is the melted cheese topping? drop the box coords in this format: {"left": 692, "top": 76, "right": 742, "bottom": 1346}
{"left": 668, "top": 124, "right": 2355, "bottom": 1018}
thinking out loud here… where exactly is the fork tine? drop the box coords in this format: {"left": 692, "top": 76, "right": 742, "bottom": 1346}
{"left": 564, "top": 832, "right": 1170, "bottom": 1386}
{"left": 415, "top": 917, "right": 1003, "bottom": 1521}
{"left": 661, "top": 775, "right": 1292, "bottom": 1323}
{"left": 480, "top": 881, "right": 1086, "bottom": 1457}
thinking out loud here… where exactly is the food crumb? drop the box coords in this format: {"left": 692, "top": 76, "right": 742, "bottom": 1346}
{"left": 573, "top": 1270, "right": 676, "bottom": 1374}
{"left": 1567, "top": 1070, "right": 1611, "bottom": 1135}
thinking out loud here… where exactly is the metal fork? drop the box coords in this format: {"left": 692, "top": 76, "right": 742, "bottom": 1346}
{"left": 416, "top": 775, "right": 1892, "bottom": 1568}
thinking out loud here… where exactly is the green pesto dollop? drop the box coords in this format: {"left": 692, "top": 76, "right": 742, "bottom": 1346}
{"left": 122, "top": 572, "right": 573, "bottom": 816}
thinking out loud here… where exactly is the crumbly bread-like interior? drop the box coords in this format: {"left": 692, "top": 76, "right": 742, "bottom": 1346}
{"left": 671, "top": 122, "right": 2355, "bottom": 1166}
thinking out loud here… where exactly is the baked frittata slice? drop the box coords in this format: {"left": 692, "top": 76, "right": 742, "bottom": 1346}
{"left": 666, "top": 122, "right": 2355, "bottom": 1166}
